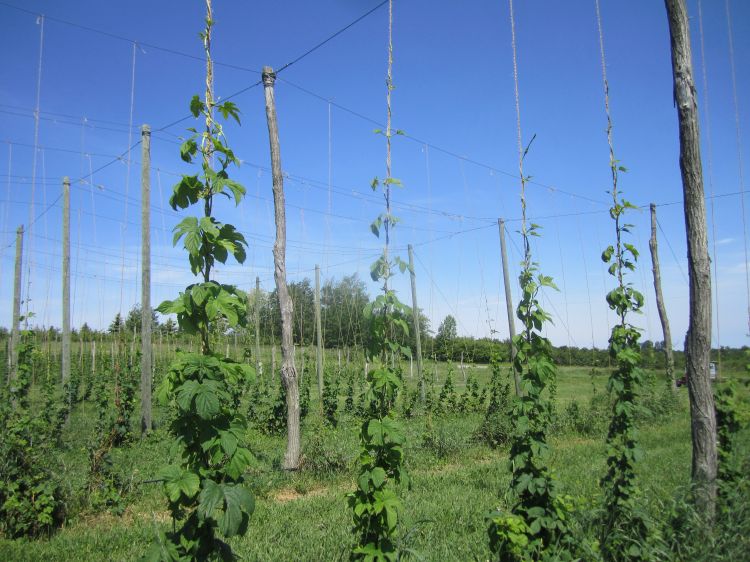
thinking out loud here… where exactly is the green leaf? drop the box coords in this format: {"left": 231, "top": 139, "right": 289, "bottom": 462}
{"left": 190, "top": 95, "right": 204, "bottom": 117}
{"left": 217, "top": 101, "right": 241, "bottom": 124}
{"left": 371, "top": 217, "right": 382, "bottom": 238}
{"left": 198, "top": 479, "right": 224, "bottom": 521}
{"left": 194, "top": 382, "right": 221, "bottom": 419}
{"left": 220, "top": 429, "right": 238, "bottom": 456}
{"left": 219, "top": 484, "right": 254, "bottom": 537}
{"left": 200, "top": 216, "right": 221, "bottom": 238}
{"left": 170, "top": 175, "right": 203, "bottom": 210}
{"left": 225, "top": 447, "right": 253, "bottom": 480}
{"left": 180, "top": 137, "right": 198, "bottom": 163}
{"left": 371, "top": 467, "right": 386, "bottom": 489}
{"left": 176, "top": 379, "right": 200, "bottom": 412}
{"left": 160, "top": 467, "right": 200, "bottom": 503}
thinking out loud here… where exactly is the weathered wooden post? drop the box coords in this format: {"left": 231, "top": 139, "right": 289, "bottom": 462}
{"left": 407, "top": 244, "right": 425, "bottom": 401}
{"left": 664, "top": 0, "right": 717, "bottom": 517}
{"left": 141, "top": 124, "right": 153, "bottom": 434}
{"left": 254, "top": 276, "right": 262, "bottom": 375}
{"left": 263, "top": 65, "right": 300, "bottom": 470}
{"left": 498, "top": 219, "right": 521, "bottom": 396}
{"left": 9, "top": 225, "right": 24, "bottom": 381}
{"left": 62, "top": 178, "right": 71, "bottom": 387}
{"left": 649, "top": 203, "right": 675, "bottom": 389}
{"left": 314, "top": 264, "right": 324, "bottom": 399}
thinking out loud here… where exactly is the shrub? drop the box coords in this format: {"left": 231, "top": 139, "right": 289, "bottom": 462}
{"left": 0, "top": 331, "right": 65, "bottom": 538}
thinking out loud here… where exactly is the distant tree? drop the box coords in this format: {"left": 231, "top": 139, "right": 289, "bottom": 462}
{"left": 79, "top": 322, "right": 95, "bottom": 341}
{"left": 108, "top": 313, "right": 124, "bottom": 335}
{"left": 288, "top": 278, "right": 315, "bottom": 345}
{"left": 435, "top": 315, "right": 458, "bottom": 361}
{"left": 322, "top": 274, "right": 370, "bottom": 349}
{"left": 160, "top": 318, "right": 178, "bottom": 336}
{"left": 124, "top": 304, "right": 159, "bottom": 335}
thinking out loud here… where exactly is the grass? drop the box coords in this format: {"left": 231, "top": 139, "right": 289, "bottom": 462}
{"left": 0, "top": 360, "right": 747, "bottom": 561}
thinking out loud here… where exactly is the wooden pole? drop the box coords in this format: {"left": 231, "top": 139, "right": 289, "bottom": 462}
{"left": 314, "top": 264, "right": 324, "bottom": 400}
{"left": 255, "top": 276, "right": 262, "bottom": 375}
{"left": 9, "top": 225, "right": 24, "bottom": 381}
{"left": 664, "top": 0, "right": 717, "bottom": 516}
{"left": 140, "top": 124, "right": 152, "bottom": 434}
{"left": 62, "top": 178, "right": 71, "bottom": 387}
{"left": 499, "top": 219, "right": 521, "bottom": 396}
{"left": 407, "top": 244, "right": 425, "bottom": 401}
{"left": 263, "top": 65, "right": 300, "bottom": 470}
{"left": 649, "top": 203, "right": 675, "bottom": 389}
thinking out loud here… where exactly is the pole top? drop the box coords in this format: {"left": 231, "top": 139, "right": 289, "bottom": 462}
{"left": 63, "top": 176, "right": 71, "bottom": 186}
{"left": 17, "top": 225, "right": 24, "bottom": 234}
{"left": 141, "top": 124, "right": 151, "bottom": 135}
{"left": 262, "top": 66, "right": 276, "bottom": 85}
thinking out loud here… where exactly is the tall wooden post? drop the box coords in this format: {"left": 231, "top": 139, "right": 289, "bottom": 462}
{"left": 62, "top": 178, "right": 71, "bottom": 387}
{"left": 407, "top": 244, "right": 425, "bottom": 401}
{"left": 9, "top": 225, "right": 24, "bottom": 381}
{"left": 665, "top": 0, "right": 717, "bottom": 516}
{"left": 140, "top": 124, "right": 152, "bottom": 434}
{"left": 314, "top": 264, "right": 324, "bottom": 400}
{"left": 649, "top": 204, "right": 675, "bottom": 388}
{"left": 499, "top": 219, "right": 521, "bottom": 396}
{"left": 254, "top": 276, "right": 262, "bottom": 375}
{"left": 263, "top": 65, "right": 300, "bottom": 470}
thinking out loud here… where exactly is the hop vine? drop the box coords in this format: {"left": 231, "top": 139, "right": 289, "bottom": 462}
{"left": 348, "top": 1, "right": 411, "bottom": 559}
{"left": 145, "top": 4, "right": 255, "bottom": 560}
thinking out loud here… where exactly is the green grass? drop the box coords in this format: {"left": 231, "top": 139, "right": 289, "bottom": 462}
{"left": 0, "top": 361, "right": 747, "bottom": 561}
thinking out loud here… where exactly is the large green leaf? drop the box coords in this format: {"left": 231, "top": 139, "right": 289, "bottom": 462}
{"left": 170, "top": 175, "right": 203, "bottom": 210}
{"left": 160, "top": 466, "right": 200, "bottom": 503}
{"left": 220, "top": 484, "right": 254, "bottom": 537}
{"left": 219, "top": 428, "right": 238, "bottom": 456}
{"left": 225, "top": 447, "right": 253, "bottom": 480}
{"left": 197, "top": 479, "right": 224, "bottom": 521}
{"left": 194, "top": 381, "right": 221, "bottom": 419}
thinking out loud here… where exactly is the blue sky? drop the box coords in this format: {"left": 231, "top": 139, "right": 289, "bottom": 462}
{"left": 0, "top": 0, "right": 748, "bottom": 349}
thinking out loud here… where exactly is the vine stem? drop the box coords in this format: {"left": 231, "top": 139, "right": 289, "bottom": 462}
{"left": 507, "top": 0, "right": 528, "bottom": 264}
{"left": 595, "top": 0, "right": 625, "bottom": 303}
{"left": 383, "top": 0, "right": 393, "bottom": 293}
{"left": 201, "top": 0, "right": 214, "bottom": 355}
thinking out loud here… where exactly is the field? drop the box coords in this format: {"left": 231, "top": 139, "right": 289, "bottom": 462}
{"left": 1, "top": 1, "right": 748, "bottom": 560}
{"left": 1, "top": 351, "right": 748, "bottom": 561}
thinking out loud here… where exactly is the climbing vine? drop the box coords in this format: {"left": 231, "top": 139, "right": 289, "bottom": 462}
{"left": 487, "top": 4, "right": 570, "bottom": 551}
{"left": 348, "top": 1, "right": 411, "bottom": 559}
{"left": 493, "top": 211, "right": 570, "bottom": 554}
{"left": 595, "top": 4, "right": 648, "bottom": 556}
{"left": 599, "top": 180, "right": 647, "bottom": 561}
{"left": 602, "top": 137, "right": 649, "bottom": 545}
{"left": 145, "top": 4, "right": 255, "bottom": 560}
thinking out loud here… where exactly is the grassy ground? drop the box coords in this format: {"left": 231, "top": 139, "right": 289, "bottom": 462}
{"left": 1, "top": 361, "right": 747, "bottom": 561}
